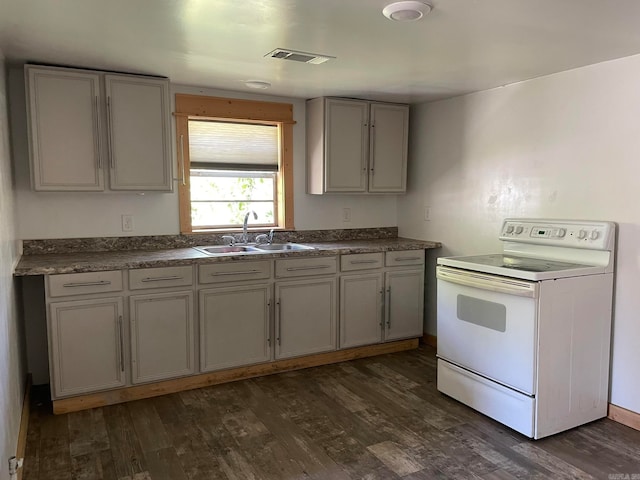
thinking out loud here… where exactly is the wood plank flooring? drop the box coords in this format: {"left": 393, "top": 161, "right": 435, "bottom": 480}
{"left": 23, "top": 346, "right": 640, "bottom": 479}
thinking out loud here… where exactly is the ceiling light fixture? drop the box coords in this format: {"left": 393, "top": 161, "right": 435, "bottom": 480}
{"left": 382, "top": 1, "right": 432, "bottom": 22}
{"left": 244, "top": 80, "right": 271, "bottom": 89}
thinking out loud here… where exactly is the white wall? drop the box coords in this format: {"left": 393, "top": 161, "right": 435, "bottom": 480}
{"left": 398, "top": 53, "right": 640, "bottom": 415}
{"left": 9, "top": 70, "right": 397, "bottom": 239}
{"left": 0, "top": 52, "right": 27, "bottom": 480}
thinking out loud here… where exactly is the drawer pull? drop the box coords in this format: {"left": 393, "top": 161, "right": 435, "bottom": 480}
{"left": 210, "top": 269, "right": 262, "bottom": 276}
{"left": 285, "top": 265, "right": 331, "bottom": 272}
{"left": 63, "top": 280, "right": 112, "bottom": 288}
{"left": 141, "top": 275, "right": 183, "bottom": 283}
{"left": 349, "top": 260, "right": 379, "bottom": 265}
{"left": 394, "top": 256, "right": 421, "bottom": 261}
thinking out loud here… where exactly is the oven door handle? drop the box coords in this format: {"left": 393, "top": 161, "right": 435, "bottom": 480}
{"left": 436, "top": 266, "right": 538, "bottom": 298}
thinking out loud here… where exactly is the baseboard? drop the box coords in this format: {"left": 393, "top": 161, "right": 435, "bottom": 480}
{"left": 16, "top": 374, "right": 32, "bottom": 480}
{"left": 421, "top": 334, "right": 437, "bottom": 348}
{"left": 53, "top": 338, "right": 419, "bottom": 414}
{"left": 608, "top": 403, "right": 640, "bottom": 432}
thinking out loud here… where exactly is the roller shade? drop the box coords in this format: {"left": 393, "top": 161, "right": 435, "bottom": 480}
{"left": 188, "top": 120, "right": 279, "bottom": 171}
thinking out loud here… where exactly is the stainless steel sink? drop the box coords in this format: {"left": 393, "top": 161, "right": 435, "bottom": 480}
{"left": 194, "top": 245, "right": 259, "bottom": 255}
{"left": 194, "top": 243, "right": 314, "bottom": 255}
{"left": 253, "top": 243, "right": 315, "bottom": 251}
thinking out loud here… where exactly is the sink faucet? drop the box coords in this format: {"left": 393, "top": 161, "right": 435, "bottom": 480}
{"left": 242, "top": 210, "right": 257, "bottom": 244}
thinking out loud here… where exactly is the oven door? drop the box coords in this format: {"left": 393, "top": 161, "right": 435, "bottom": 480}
{"left": 436, "top": 266, "right": 539, "bottom": 395}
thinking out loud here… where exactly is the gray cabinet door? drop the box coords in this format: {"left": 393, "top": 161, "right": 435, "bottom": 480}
{"left": 129, "top": 291, "right": 195, "bottom": 384}
{"left": 340, "top": 273, "right": 384, "bottom": 348}
{"left": 324, "top": 98, "right": 369, "bottom": 192}
{"left": 368, "top": 103, "right": 409, "bottom": 193}
{"left": 275, "top": 277, "right": 337, "bottom": 359}
{"left": 104, "top": 74, "right": 172, "bottom": 191}
{"left": 49, "top": 297, "right": 125, "bottom": 398}
{"left": 26, "top": 67, "right": 104, "bottom": 191}
{"left": 200, "top": 284, "right": 272, "bottom": 372}
{"left": 384, "top": 269, "right": 424, "bottom": 341}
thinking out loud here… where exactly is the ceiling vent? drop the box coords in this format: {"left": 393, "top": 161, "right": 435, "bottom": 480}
{"left": 265, "top": 48, "right": 335, "bottom": 65}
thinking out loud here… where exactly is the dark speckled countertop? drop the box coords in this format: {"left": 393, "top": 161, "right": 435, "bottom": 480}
{"left": 14, "top": 238, "right": 441, "bottom": 276}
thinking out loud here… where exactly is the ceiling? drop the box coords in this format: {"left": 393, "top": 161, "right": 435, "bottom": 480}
{"left": 2, "top": 0, "right": 640, "bottom": 103}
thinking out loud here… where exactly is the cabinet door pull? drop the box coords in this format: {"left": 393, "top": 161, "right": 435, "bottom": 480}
{"left": 94, "top": 96, "right": 102, "bottom": 169}
{"left": 210, "top": 269, "right": 262, "bottom": 276}
{"left": 276, "top": 299, "right": 281, "bottom": 345}
{"left": 394, "top": 256, "right": 421, "bottom": 261}
{"left": 386, "top": 286, "right": 391, "bottom": 329}
{"left": 106, "top": 96, "right": 115, "bottom": 169}
{"left": 118, "top": 315, "right": 124, "bottom": 372}
{"left": 379, "top": 288, "right": 385, "bottom": 327}
{"left": 285, "top": 265, "right": 330, "bottom": 272}
{"left": 179, "top": 134, "right": 186, "bottom": 186}
{"left": 370, "top": 123, "right": 376, "bottom": 175}
{"left": 62, "top": 280, "right": 111, "bottom": 288}
{"left": 267, "top": 299, "right": 272, "bottom": 346}
{"left": 349, "top": 259, "right": 379, "bottom": 265}
{"left": 140, "top": 275, "right": 183, "bottom": 283}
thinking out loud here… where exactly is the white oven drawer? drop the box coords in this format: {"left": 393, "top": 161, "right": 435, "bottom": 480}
{"left": 438, "top": 360, "right": 535, "bottom": 438}
{"left": 436, "top": 267, "right": 537, "bottom": 394}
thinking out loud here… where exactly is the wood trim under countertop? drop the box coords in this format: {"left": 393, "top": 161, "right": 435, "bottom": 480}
{"left": 52, "top": 338, "right": 419, "bottom": 414}
{"left": 608, "top": 403, "right": 640, "bottom": 432}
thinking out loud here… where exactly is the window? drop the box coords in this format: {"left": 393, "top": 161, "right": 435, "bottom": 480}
{"left": 175, "top": 94, "right": 294, "bottom": 233}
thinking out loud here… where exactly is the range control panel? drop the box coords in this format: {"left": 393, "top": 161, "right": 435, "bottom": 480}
{"left": 500, "top": 219, "right": 615, "bottom": 250}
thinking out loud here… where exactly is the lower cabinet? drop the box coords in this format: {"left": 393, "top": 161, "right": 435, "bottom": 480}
{"left": 200, "top": 284, "right": 272, "bottom": 371}
{"left": 340, "top": 273, "right": 384, "bottom": 348}
{"left": 129, "top": 291, "right": 195, "bottom": 384}
{"left": 384, "top": 269, "right": 424, "bottom": 341}
{"left": 49, "top": 297, "right": 126, "bottom": 397}
{"left": 275, "top": 277, "right": 337, "bottom": 359}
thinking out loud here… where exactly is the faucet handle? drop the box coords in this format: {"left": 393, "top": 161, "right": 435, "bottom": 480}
{"left": 255, "top": 234, "right": 269, "bottom": 245}
{"left": 268, "top": 228, "right": 275, "bottom": 244}
{"left": 221, "top": 235, "right": 236, "bottom": 246}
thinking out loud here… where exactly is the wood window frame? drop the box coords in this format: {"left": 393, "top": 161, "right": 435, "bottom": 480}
{"left": 175, "top": 94, "right": 295, "bottom": 234}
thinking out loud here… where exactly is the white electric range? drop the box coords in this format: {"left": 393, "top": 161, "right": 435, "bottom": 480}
{"left": 436, "top": 218, "right": 616, "bottom": 439}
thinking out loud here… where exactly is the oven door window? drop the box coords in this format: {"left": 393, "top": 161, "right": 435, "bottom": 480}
{"left": 457, "top": 295, "right": 506, "bottom": 332}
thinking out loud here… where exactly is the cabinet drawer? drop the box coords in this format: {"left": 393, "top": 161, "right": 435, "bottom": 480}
{"left": 47, "top": 271, "right": 123, "bottom": 297}
{"left": 129, "top": 266, "right": 193, "bottom": 290}
{"left": 199, "top": 260, "right": 271, "bottom": 284}
{"left": 385, "top": 250, "right": 425, "bottom": 267}
{"left": 340, "top": 253, "right": 383, "bottom": 272}
{"left": 275, "top": 256, "right": 337, "bottom": 278}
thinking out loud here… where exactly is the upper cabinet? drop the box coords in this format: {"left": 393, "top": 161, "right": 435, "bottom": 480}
{"left": 25, "top": 65, "right": 173, "bottom": 192}
{"left": 306, "top": 97, "right": 409, "bottom": 194}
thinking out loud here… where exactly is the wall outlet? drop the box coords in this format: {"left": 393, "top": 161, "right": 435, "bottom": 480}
{"left": 424, "top": 206, "right": 431, "bottom": 221}
{"left": 121, "top": 214, "right": 134, "bottom": 232}
{"left": 342, "top": 208, "right": 352, "bottom": 222}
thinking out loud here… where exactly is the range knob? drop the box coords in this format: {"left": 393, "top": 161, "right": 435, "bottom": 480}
{"left": 514, "top": 226, "right": 524, "bottom": 234}
{"left": 506, "top": 225, "right": 514, "bottom": 234}
{"left": 578, "top": 229, "right": 587, "bottom": 239}
{"left": 590, "top": 230, "right": 599, "bottom": 240}
{"left": 555, "top": 228, "right": 566, "bottom": 238}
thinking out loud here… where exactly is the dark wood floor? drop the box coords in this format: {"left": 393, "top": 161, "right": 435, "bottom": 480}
{"left": 23, "top": 346, "right": 640, "bottom": 480}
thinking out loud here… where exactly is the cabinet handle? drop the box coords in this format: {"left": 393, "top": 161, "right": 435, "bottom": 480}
{"left": 267, "top": 299, "right": 272, "bottom": 346}
{"left": 386, "top": 286, "right": 391, "bottom": 329}
{"left": 370, "top": 123, "right": 375, "bottom": 175}
{"left": 107, "top": 96, "right": 114, "bottom": 169}
{"left": 140, "top": 275, "right": 183, "bottom": 282}
{"left": 62, "top": 280, "right": 111, "bottom": 288}
{"left": 276, "top": 299, "right": 281, "bottom": 345}
{"left": 210, "top": 269, "right": 262, "bottom": 276}
{"left": 349, "top": 260, "right": 379, "bottom": 265}
{"left": 118, "top": 315, "right": 124, "bottom": 372}
{"left": 380, "top": 289, "right": 385, "bottom": 327}
{"left": 179, "top": 134, "right": 186, "bottom": 186}
{"left": 94, "top": 96, "right": 102, "bottom": 169}
{"left": 394, "top": 256, "right": 421, "bottom": 261}
{"left": 285, "top": 265, "right": 331, "bottom": 272}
